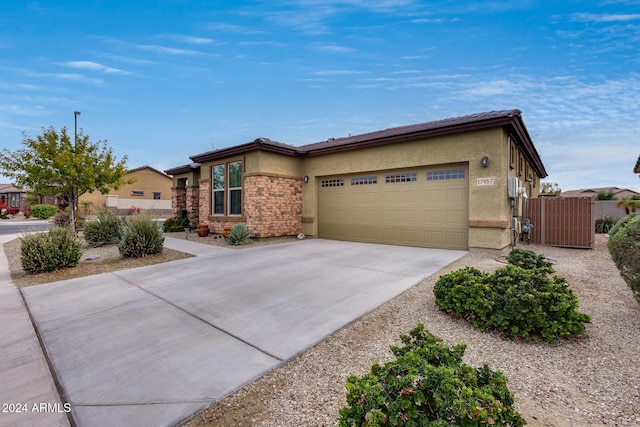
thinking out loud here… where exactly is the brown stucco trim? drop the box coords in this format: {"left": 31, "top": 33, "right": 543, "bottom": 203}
{"left": 302, "top": 216, "right": 315, "bottom": 223}
{"left": 468, "top": 219, "right": 509, "bottom": 228}
{"left": 244, "top": 172, "right": 303, "bottom": 181}
{"left": 207, "top": 215, "right": 245, "bottom": 223}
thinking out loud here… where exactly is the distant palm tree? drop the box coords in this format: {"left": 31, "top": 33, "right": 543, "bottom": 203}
{"left": 617, "top": 197, "right": 639, "bottom": 214}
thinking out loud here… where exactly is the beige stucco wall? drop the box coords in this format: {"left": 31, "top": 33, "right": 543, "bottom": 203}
{"left": 80, "top": 167, "right": 173, "bottom": 211}
{"left": 298, "top": 129, "right": 514, "bottom": 250}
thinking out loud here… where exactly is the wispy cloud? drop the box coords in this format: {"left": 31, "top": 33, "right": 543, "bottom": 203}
{"left": 570, "top": 13, "right": 640, "bottom": 23}
{"left": 312, "top": 70, "right": 369, "bottom": 76}
{"left": 25, "top": 70, "right": 103, "bottom": 84}
{"left": 135, "top": 44, "right": 203, "bottom": 56}
{"left": 61, "top": 61, "right": 130, "bottom": 75}
{"left": 312, "top": 43, "right": 356, "bottom": 53}
{"left": 162, "top": 34, "right": 221, "bottom": 45}
{"left": 99, "top": 53, "right": 155, "bottom": 66}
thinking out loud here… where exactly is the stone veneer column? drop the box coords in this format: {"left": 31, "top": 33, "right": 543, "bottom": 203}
{"left": 171, "top": 186, "right": 186, "bottom": 218}
{"left": 244, "top": 175, "right": 302, "bottom": 237}
{"left": 198, "top": 179, "right": 210, "bottom": 227}
{"left": 185, "top": 185, "right": 200, "bottom": 227}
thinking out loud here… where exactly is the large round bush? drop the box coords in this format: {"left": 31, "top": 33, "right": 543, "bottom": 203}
{"left": 338, "top": 324, "right": 526, "bottom": 426}
{"left": 607, "top": 213, "right": 640, "bottom": 302}
{"left": 434, "top": 249, "right": 591, "bottom": 343}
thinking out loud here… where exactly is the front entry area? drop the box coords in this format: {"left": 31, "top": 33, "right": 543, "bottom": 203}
{"left": 317, "top": 164, "right": 469, "bottom": 250}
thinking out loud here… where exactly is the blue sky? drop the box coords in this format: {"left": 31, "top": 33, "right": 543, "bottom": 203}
{"left": 1, "top": 1, "right": 639, "bottom": 192}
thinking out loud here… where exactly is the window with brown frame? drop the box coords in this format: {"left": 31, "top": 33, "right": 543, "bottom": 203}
{"left": 510, "top": 141, "right": 516, "bottom": 169}
{"left": 518, "top": 154, "right": 525, "bottom": 177}
{"left": 211, "top": 160, "right": 243, "bottom": 216}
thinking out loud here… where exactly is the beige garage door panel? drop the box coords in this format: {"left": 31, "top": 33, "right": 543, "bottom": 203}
{"left": 318, "top": 166, "right": 469, "bottom": 250}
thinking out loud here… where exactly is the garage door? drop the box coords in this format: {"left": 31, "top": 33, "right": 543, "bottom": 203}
{"left": 318, "top": 165, "right": 468, "bottom": 250}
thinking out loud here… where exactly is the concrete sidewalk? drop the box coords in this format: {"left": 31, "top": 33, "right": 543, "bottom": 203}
{"left": 7, "top": 237, "right": 466, "bottom": 426}
{"left": 0, "top": 234, "right": 70, "bottom": 427}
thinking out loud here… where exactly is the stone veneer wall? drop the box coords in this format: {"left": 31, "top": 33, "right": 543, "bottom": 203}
{"left": 171, "top": 187, "right": 186, "bottom": 217}
{"left": 185, "top": 185, "right": 199, "bottom": 227}
{"left": 196, "top": 174, "right": 302, "bottom": 237}
{"left": 198, "top": 179, "right": 210, "bottom": 228}
{"left": 244, "top": 174, "right": 302, "bottom": 237}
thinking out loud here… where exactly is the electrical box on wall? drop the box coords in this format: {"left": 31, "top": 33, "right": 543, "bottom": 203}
{"left": 513, "top": 196, "right": 523, "bottom": 216}
{"left": 508, "top": 177, "right": 519, "bottom": 198}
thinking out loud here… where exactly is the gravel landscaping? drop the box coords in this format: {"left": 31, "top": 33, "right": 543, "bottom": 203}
{"left": 4, "top": 223, "right": 638, "bottom": 426}
{"left": 182, "top": 235, "right": 640, "bottom": 427}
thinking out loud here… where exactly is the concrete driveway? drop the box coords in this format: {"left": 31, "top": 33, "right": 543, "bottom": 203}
{"left": 20, "top": 238, "right": 466, "bottom": 426}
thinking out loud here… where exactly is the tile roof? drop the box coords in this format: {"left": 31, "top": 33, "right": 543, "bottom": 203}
{"left": 561, "top": 187, "right": 639, "bottom": 197}
{"left": 298, "top": 109, "right": 524, "bottom": 153}
{"left": 168, "top": 109, "right": 547, "bottom": 178}
{"left": 127, "top": 165, "right": 172, "bottom": 178}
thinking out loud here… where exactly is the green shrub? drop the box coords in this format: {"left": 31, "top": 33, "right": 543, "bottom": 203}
{"left": 608, "top": 212, "right": 637, "bottom": 238}
{"left": 434, "top": 253, "right": 591, "bottom": 343}
{"left": 52, "top": 210, "right": 69, "bottom": 227}
{"left": 162, "top": 216, "right": 189, "bottom": 232}
{"left": 506, "top": 248, "right": 554, "bottom": 274}
{"left": 607, "top": 213, "right": 640, "bottom": 302}
{"left": 116, "top": 214, "right": 164, "bottom": 258}
{"left": 595, "top": 216, "right": 618, "bottom": 234}
{"left": 30, "top": 204, "right": 59, "bottom": 219}
{"left": 83, "top": 209, "right": 123, "bottom": 246}
{"left": 227, "top": 223, "right": 251, "bottom": 245}
{"left": 338, "top": 324, "right": 526, "bottom": 427}
{"left": 20, "top": 228, "right": 83, "bottom": 273}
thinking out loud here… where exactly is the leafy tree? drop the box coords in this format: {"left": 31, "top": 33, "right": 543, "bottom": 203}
{"left": 540, "top": 181, "right": 562, "bottom": 195}
{"left": 596, "top": 190, "right": 616, "bottom": 200}
{"left": 0, "top": 126, "right": 130, "bottom": 235}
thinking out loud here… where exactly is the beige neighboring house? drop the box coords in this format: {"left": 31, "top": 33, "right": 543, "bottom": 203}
{"left": 166, "top": 110, "right": 548, "bottom": 252}
{"left": 80, "top": 165, "right": 173, "bottom": 214}
{"left": 560, "top": 187, "right": 639, "bottom": 199}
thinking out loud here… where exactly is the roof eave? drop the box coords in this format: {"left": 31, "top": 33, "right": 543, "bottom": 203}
{"left": 189, "top": 139, "right": 298, "bottom": 163}
{"left": 164, "top": 163, "right": 201, "bottom": 175}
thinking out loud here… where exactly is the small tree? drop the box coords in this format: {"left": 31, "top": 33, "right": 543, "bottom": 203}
{"left": 617, "top": 197, "right": 639, "bottom": 215}
{"left": 596, "top": 190, "right": 616, "bottom": 200}
{"left": 540, "top": 181, "right": 562, "bottom": 195}
{"left": 0, "top": 126, "right": 130, "bottom": 235}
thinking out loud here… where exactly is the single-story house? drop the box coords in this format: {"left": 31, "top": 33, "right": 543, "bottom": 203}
{"left": 166, "top": 109, "right": 547, "bottom": 252}
{"left": 80, "top": 165, "right": 173, "bottom": 214}
{"left": 0, "top": 184, "right": 59, "bottom": 212}
{"left": 561, "top": 187, "right": 639, "bottom": 199}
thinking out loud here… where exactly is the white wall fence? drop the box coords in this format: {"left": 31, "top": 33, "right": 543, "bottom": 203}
{"left": 105, "top": 195, "right": 171, "bottom": 212}
{"left": 595, "top": 200, "right": 631, "bottom": 219}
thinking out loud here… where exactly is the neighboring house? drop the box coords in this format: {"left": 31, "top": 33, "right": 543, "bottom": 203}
{"left": 635, "top": 154, "right": 640, "bottom": 174}
{"left": 560, "top": 187, "right": 639, "bottom": 199}
{"left": 0, "top": 184, "right": 26, "bottom": 211}
{"left": 166, "top": 109, "right": 548, "bottom": 251}
{"left": 80, "top": 165, "right": 173, "bottom": 214}
{"left": 0, "top": 184, "right": 59, "bottom": 211}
